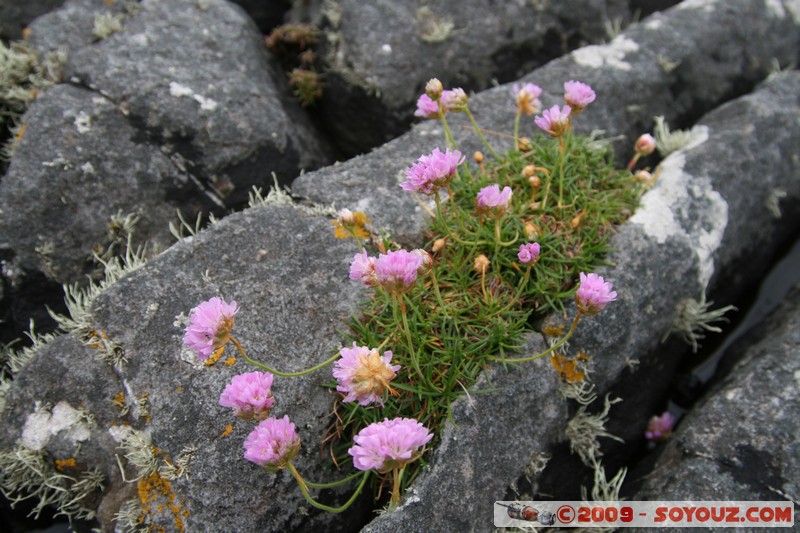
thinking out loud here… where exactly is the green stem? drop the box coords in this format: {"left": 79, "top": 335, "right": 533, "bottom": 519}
{"left": 231, "top": 337, "right": 338, "bottom": 378}
{"left": 464, "top": 107, "right": 499, "bottom": 159}
{"left": 513, "top": 111, "right": 521, "bottom": 151}
{"left": 557, "top": 135, "right": 566, "bottom": 208}
{"left": 303, "top": 470, "right": 365, "bottom": 489}
{"left": 434, "top": 190, "right": 450, "bottom": 236}
{"left": 440, "top": 112, "right": 458, "bottom": 151}
{"left": 490, "top": 313, "right": 581, "bottom": 364}
{"left": 429, "top": 268, "right": 449, "bottom": 318}
{"left": 390, "top": 466, "right": 405, "bottom": 508}
{"left": 393, "top": 296, "right": 423, "bottom": 384}
{"left": 287, "top": 462, "right": 370, "bottom": 513}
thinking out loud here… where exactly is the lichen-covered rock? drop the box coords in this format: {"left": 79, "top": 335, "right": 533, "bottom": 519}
{"left": 633, "top": 286, "right": 800, "bottom": 524}
{"left": 296, "top": 0, "right": 649, "bottom": 155}
{"left": 0, "top": 84, "right": 191, "bottom": 285}
{"left": 26, "top": 0, "right": 332, "bottom": 207}
{"left": 1, "top": 205, "right": 372, "bottom": 531}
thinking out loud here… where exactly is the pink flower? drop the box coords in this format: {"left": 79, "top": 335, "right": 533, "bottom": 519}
{"left": 518, "top": 242, "right": 541, "bottom": 264}
{"left": 373, "top": 250, "right": 423, "bottom": 293}
{"left": 534, "top": 105, "right": 572, "bottom": 137}
{"left": 350, "top": 250, "right": 378, "bottom": 287}
{"left": 348, "top": 417, "right": 433, "bottom": 473}
{"left": 333, "top": 343, "right": 400, "bottom": 406}
{"left": 563, "top": 80, "right": 595, "bottom": 113}
{"left": 401, "top": 147, "right": 464, "bottom": 195}
{"left": 513, "top": 82, "right": 542, "bottom": 116}
{"left": 414, "top": 93, "right": 440, "bottom": 119}
{"left": 243, "top": 415, "right": 301, "bottom": 472}
{"left": 219, "top": 371, "right": 275, "bottom": 420}
{"left": 645, "top": 411, "right": 675, "bottom": 442}
{"left": 476, "top": 184, "right": 513, "bottom": 217}
{"left": 575, "top": 272, "right": 617, "bottom": 317}
{"left": 425, "top": 78, "right": 443, "bottom": 100}
{"left": 635, "top": 133, "right": 656, "bottom": 156}
{"left": 183, "top": 297, "right": 239, "bottom": 360}
{"left": 440, "top": 88, "right": 468, "bottom": 112}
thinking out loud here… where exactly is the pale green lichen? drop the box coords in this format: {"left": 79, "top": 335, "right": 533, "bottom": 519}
{"left": 416, "top": 6, "right": 455, "bottom": 43}
{"left": 0, "top": 445, "right": 103, "bottom": 523}
{"left": 114, "top": 498, "right": 147, "bottom": 532}
{"left": 158, "top": 445, "right": 197, "bottom": 481}
{"left": 565, "top": 395, "right": 623, "bottom": 467}
{"left": 576, "top": 460, "right": 627, "bottom": 532}
{"left": 92, "top": 13, "right": 125, "bottom": 41}
{"left": 653, "top": 115, "right": 692, "bottom": 156}
{"left": 665, "top": 292, "right": 737, "bottom": 353}
{"left": 117, "top": 429, "right": 159, "bottom": 482}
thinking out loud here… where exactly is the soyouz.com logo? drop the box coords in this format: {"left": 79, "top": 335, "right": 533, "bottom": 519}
{"left": 494, "top": 501, "right": 794, "bottom": 528}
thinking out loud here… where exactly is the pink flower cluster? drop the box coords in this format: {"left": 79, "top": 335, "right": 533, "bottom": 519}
{"left": 183, "top": 297, "right": 239, "bottom": 360}
{"left": 351, "top": 249, "right": 428, "bottom": 293}
{"left": 575, "top": 272, "right": 617, "bottom": 317}
{"left": 518, "top": 242, "right": 541, "bottom": 265}
{"left": 333, "top": 343, "right": 400, "bottom": 406}
{"left": 243, "top": 415, "right": 301, "bottom": 471}
{"left": 348, "top": 417, "right": 433, "bottom": 473}
{"left": 645, "top": 411, "right": 675, "bottom": 442}
{"left": 414, "top": 79, "right": 469, "bottom": 118}
{"left": 219, "top": 371, "right": 275, "bottom": 420}
{"left": 535, "top": 105, "right": 571, "bottom": 137}
{"left": 401, "top": 147, "right": 465, "bottom": 195}
{"left": 476, "top": 184, "right": 513, "bottom": 217}
{"left": 513, "top": 82, "right": 542, "bottom": 116}
{"left": 563, "top": 80, "right": 596, "bottom": 112}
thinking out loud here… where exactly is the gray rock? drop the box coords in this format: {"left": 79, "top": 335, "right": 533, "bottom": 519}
{"left": 0, "top": 0, "right": 65, "bottom": 40}
{"left": 27, "top": 0, "right": 333, "bottom": 207}
{"left": 634, "top": 286, "right": 800, "bottom": 529}
{"left": 293, "top": 0, "right": 800, "bottom": 246}
{"left": 1, "top": 205, "right": 370, "bottom": 531}
{"left": 0, "top": 84, "right": 191, "bottom": 285}
{"left": 301, "top": 0, "right": 646, "bottom": 154}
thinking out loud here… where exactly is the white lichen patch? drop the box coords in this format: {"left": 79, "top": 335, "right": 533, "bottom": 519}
{"left": 676, "top": 0, "right": 718, "bottom": 12}
{"left": 74, "top": 111, "right": 92, "bottom": 133}
{"left": 629, "top": 125, "right": 725, "bottom": 288}
{"left": 169, "top": 81, "right": 218, "bottom": 111}
{"left": 645, "top": 17, "right": 663, "bottom": 30}
{"left": 21, "top": 401, "right": 92, "bottom": 451}
{"left": 572, "top": 35, "right": 639, "bottom": 71}
{"left": 765, "top": 0, "right": 800, "bottom": 21}
{"left": 109, "top": 424, "right": 134, "bottom": 443}
{"left": 80, "top": 162, "right": 95, "bottom": 175}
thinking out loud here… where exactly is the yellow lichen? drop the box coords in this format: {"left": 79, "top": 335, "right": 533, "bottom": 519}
{"left": 203, "top": 346, "right": 225, "bottom": 366}
{"left": 550, "top": 354, "right": 585, "bottom": 384}
{"left": 223, "top": 357, "right": 236, "bottom": 366}
{"left": 220, "top": 425, "right": 233, "bottom": 437}
{"left": 54, "top": 458, "right": 77, "bottom": 471}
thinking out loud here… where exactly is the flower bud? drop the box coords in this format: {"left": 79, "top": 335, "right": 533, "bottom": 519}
{"left": 411, "top": 249, "right": 433, "bottom": 276}
{"left": 517, "top": 136, "right": 532, "bottom": 152}
{"left": 473, "top": 151, "right": 484, "bottom": 164}
{"left": 425, "top": 78, "right": 443, "bottom": 100}
{"left": 473, "top": 254, "right": 490, "bottom": 274}
{"left": 432, "top": 238, "right": 447, "bottom": 253}
{"left": 634, "top": 170, "right": 652, "bottom": 183}
{"left": 337, "top": 208, "right": 355, "bottom": 225}
{"left": 522, "top": 165, "right": 536, "bottom": 178}
{"left": 635, "top": 133, "right": 656, "bottom": 156}
{"left": 528, "top": 175, "right": 542, "bottom": 189}
{"left": 524, "top": 221, "right": 539, "bottom": 239}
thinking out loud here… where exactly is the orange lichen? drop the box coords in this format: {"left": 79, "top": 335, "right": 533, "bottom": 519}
{"left": 223, "top": 357, "right": 237, "bottom": 366}
{"left": 112, "top": 391, "right": 126, "bottom": 410}
{"left": 136, "top": 470, "right": 188, "bottom": 533}
{"left": 55, "top": 458, "right": 77, "bottom": 471}
{"left": 549, "top": 354, "right": 585, "bottom": 384}
{"left": 21, "top": 27, "right": 31, "bottom": 39}
{"left": 15, "top": 124, "right": 27, "bottom": 143}
{"left": 332, "top": 211, "right": 371, "bottom": 240}
{"left": 204, "top": 346, "right": 225, "bottom": 366}
{"left": 220, "top": 424, "right": 233, "bottom": 437}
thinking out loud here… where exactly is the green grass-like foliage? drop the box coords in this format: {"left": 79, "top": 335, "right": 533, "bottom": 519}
{"left": 328, "top": 124, "right": 643, "bottom": 497}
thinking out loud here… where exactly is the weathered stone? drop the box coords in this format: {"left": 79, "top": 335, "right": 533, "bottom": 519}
{"left": 0, "top": 84, "right": 192, "bottom": 285}
{"left": 1, "top": 205, "right": 371, "bottom": 531}
{"left": 0, "top": 0, "right": 65, "bottom": 40}
{"left": 298, "top": 0, "right": 648, "bottom": 155}
{"left": 633, "top": 286, "right": 800, "bottom": 524}
{"left": 26, "top": 0, "right": 333, "bottom": 207}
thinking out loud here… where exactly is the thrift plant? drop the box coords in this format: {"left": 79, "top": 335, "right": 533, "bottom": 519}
{"left": 181, "top": 76, "right": 655, "bottom": 512}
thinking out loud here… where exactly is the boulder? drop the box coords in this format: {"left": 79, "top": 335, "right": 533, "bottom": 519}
{"left": 0, "top": 0, "right": 65, "bottom": 41}
{"left": 633, "top": 286, "right": 800, "bottom": 525}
